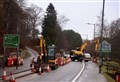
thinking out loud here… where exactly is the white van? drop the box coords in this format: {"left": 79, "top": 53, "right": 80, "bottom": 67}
{"left": 84, "top": 53, "right": 91, "bottom": 62}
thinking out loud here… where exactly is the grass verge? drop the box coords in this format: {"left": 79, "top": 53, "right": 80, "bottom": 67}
{"left": 102, "top": 65, "right": 115, "bottom": 82}
{"left": 96, "top": 62, "right": 116, "bottom": 82}
{"left": 21, "top": 50, "right": 31, "bottom": 59}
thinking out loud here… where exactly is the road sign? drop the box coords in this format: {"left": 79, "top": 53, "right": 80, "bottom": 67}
{"left": 98, "top": 40, "right": 111, "bottom": 53}
{"left": 3, "top": 34, "right": 20, "bottom": 48}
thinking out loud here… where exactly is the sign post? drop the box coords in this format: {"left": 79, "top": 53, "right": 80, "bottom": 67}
{"left": 3, "top": 34, "right": 20, "bottom": 69}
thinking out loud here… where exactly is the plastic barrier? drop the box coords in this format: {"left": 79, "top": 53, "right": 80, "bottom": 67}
{"left": 115, "top": 71, "right": 120, "bottom": 82}
{"left": 7, "top": 57, "right": 13, "bottom": 66}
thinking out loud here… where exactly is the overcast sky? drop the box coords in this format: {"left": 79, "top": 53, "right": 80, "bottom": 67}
{"left": 26, "top": 0, "right": 119, "bottom": 40}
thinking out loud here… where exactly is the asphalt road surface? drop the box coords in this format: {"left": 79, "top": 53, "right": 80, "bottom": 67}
{"left": 16, "top": 62, "right": 83, "bottom": 82}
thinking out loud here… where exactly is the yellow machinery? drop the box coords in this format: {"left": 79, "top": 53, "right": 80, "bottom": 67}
{"left": 94, "top": 38, "right": 99, "bottom": 52}
{"left": 70, "top": 41, "right": 89, "bottom": 61}
{"left": 37, "top": 36, "right": 58, "bottom": 70}
{"left": 92, "top": 37, "right": 100, "bottom": 61}
{"left": 39, "top": 36, "right": 47, "bottom": 62}
{"left": 70, "top": 38, "right": 99, "bottom": 62}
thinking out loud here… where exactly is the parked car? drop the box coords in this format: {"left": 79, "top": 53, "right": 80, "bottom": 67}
{"left": 84, "top": 53, "right": 91, "bottom": 62}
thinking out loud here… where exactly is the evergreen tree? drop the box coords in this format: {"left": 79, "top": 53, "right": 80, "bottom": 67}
{"left": 41, "top": 3, "right": 57, "bottom": 46}
{"left": 63, "top": 30, "right": 83, "bottom": 50}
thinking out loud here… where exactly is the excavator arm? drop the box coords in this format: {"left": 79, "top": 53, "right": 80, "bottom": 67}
{"left": 92, "top": 38, "right": 99, "bottom": 52}
{"left": 40, "top": 36, "right": 47, "bottom": 56}
{"left": 80, "top": 41, "right": 89, "bottom": 52}
{"left": 95, "top": 38, "right": 99, "bottom": 52}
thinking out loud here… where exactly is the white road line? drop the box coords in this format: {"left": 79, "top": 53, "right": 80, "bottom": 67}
{"left": 72, "top": 61, "right": 85, "bottom": 82}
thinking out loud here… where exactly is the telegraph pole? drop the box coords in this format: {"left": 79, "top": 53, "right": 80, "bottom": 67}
{"left": 99, "top": 0, "right": 105, "bottom": 73}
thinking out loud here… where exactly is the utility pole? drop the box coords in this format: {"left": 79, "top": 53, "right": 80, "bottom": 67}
{"left": 99, "top": 0, "right": 105, "bottom": 73}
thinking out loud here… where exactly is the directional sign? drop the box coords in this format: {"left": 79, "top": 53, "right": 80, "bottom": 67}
{"left": 3, "top": 34, "right": 20, "bottom": 48}
{"left": 98, "top": 40, "right": 111, "bottom": 53}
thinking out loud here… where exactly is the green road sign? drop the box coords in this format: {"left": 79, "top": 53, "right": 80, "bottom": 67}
{"left": 3, "top": 34, "right": 20, "bottom": 48}
{"left": 98, "top": 40, "right": 111, "bottom": 53}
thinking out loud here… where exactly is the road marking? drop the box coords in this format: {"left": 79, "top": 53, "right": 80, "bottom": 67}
{"left": 72, "top": 61, "right": 85, "bottom": 82}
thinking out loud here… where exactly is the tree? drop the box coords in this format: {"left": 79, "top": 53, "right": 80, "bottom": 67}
{"left": 96, "top": 13, "right": 110, "bottom": 38}
{"left": 63, "top": 30, "right": 83, "bottom": 50}
{"left": 55, "top": 24, "right": 69, "bottom": 51}
{"left": 57, "top": 15, "right": 69, "bottom": 28}
{"left": 0, "top": 0, "right": 29, "bottom": 50}
{"left": 26, "top": 4, "right": 42, "bottom": 41}
{"left": 110, "top": 18, "right": 120, "bottom": 62}
{"left": 0, "top": 0, "right": 42, "bottom": 49}
{"left": 41, "top": 3, "right": 57, "bottom": 46}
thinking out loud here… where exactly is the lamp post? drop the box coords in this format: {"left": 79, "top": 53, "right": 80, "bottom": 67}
{"left": 87, "top": 23, "right": 96, "bottom": 39}
{"left": 87, "top": 23, "right": 97, "bottom": 63}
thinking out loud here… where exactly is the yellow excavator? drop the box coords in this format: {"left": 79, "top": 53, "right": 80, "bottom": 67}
{"left": 36, "top": 36, "right": 58, "bottom": 70}
{"left": 70, "top": 41, "right": 89, "bottom": 61}
{"left": 92, "top": 37, "right": 100, "bottom": 62}
{"left": 94, "top": 38, "right": 99, "bottom": 52}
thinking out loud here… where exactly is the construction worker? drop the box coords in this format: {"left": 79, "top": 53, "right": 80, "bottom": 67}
{"left": 30, "top": 58, "right": 34, "bottom": 67}
{"left": 37, "top": 55, "right": 42, "bottom": 72}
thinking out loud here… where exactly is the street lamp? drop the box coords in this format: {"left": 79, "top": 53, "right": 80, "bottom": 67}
{"left": 86, "top": 23, "right": 96, "bottom": 40}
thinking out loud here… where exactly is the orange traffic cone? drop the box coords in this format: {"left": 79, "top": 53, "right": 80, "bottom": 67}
{"left": 2, "top": 68, "right": 7, "bottom": 80}
{"left": 69, "top": 57, "right": 71, "bottom": 62}
{"left": 9, "top": 71, "right": 16, "bottom": 82}
{"left": 38, "top": 66, "right": 42, "bottom": 75}
{"left": 94, "top": 58, "right": 97, "bottom": 63}
{"left": 46, "top": 64, "right": 50, "bottom": 72}
{"left": 31, "top": 63, "right": 35, "bottom": 72}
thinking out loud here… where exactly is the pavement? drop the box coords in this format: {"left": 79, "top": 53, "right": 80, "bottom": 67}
{"left": 0, "top": 58, "right": 32, "bottom": 81}
{"left": 0, "top": 47, "right": 38, "bottom": 81}
{"left": 78, "top": 61, "right": 107, "bottom": 82}
{"left": 1, "top": 70, "right": 34, "bottom": 82}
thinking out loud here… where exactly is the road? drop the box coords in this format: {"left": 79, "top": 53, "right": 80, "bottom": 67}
{"left": 16, "top": 62, "right": 83, "bottom": 82}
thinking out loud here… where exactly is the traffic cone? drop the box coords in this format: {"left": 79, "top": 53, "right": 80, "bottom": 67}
{"left": 38, "top": 66, "right": 42, "bottom": 75}
{"left": 9, "top": 71, "right": 16, "bottom": 82}
{"left": 94, "top": 58, "right": 97, "bottom": 63}
{"left": 31, "top": 63, "right": 35, "bottom": 72}
{"left": 69, "top": 57, "right": 71, "bottom": 62}
{"left": 2, "top": 68, "right": 7, "bottom": 80}
{"left": 46, "top": 64, "right": 50, "bottom": 72}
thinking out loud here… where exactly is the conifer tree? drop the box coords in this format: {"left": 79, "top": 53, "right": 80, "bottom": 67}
{"left": 41, "top": 3, "right": 57, "bottom": 46}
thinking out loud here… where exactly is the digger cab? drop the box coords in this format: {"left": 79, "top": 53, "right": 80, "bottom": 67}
{"left": 47, "top": 45, "right": 58, "bottom": 70}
